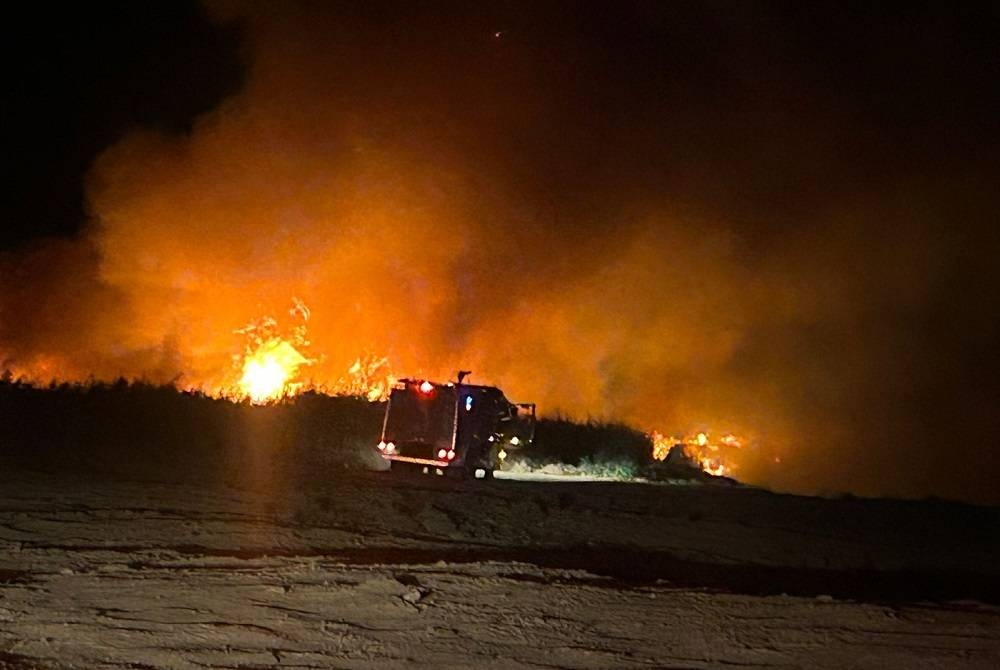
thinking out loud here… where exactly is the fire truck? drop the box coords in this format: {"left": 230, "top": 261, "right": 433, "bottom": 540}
{"left": 376, "top": 373, "right": 535, "bottom": 478}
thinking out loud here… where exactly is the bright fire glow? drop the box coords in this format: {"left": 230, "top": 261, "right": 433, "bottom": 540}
{"left": 334, "top": 354, "right": 395, "bottom": 401}
{"left": 226, "top": 303, "right": 399, "bottom": 404}
{"left": 238, "top": 338, "right": 308, "bottom": 404}
{"left": 419, "top": 380, "right": 434, "bottom": 393}
{"left": 651, "top": 430, "right": 743, "bottom": 477}
{"left": 651, "top": 431, "right": 672, "bottom": 461}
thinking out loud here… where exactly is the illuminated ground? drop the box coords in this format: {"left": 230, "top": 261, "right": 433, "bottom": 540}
{"left": 1, "top": 468, "right": 998, "bottom": 669}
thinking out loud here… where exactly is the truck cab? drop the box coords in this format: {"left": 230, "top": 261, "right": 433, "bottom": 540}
{"left": 376, "top": 377, "right": 535, "bottom": 478}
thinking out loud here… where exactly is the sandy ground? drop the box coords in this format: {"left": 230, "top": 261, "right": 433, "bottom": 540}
{"left": 1, "top": 468, "right": 999, "bottom": 668}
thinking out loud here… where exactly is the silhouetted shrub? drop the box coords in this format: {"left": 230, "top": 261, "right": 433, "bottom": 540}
{"left": 531, "top": 416, "right": 652, "bottom": 467}
{"left": 0, "top": 380, "right": 384, "bottom": 486}
{"left": 0, "top": 381, "right": 652, "bottom": 484}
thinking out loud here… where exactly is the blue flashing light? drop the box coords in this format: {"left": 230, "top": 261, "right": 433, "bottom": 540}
{"left": 465, "top": 395, "right": 474, "bottom": 411}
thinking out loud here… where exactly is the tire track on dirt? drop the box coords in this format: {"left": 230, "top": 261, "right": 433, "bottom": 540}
{"left": 15, "top": 543, "right": 1000, "bottom": 605}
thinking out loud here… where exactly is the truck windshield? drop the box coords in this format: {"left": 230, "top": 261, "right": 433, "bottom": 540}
{"left": 383, "top": 385, "right": 457, "bottom": 449}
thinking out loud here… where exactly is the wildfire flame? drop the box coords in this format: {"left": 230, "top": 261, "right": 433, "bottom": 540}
{"left": 238, "top": 338, "right": 308, "bottom": 404}
{"left": 227, "top": 300, "right": 398, "bottom": 404}
{"left": 651, "top": 430, "right": 743, "bottom": 477}
{"left": 232, "top": 300, "right": 314, "bottom": 404}
{"left": 334, "top": 353, "right": 396, "bottom": 401}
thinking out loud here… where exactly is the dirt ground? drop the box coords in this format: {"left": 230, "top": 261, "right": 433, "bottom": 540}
{"left": 1, "top": 467, "right": 999, "bottom": 669}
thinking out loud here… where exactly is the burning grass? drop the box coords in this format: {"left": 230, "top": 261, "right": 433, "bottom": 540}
{"left": 2, "top": 299, "right": 737, "bottom": 478}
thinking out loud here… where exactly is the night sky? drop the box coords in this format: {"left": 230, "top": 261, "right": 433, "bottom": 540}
{"left": 2, "top": 1, "right": 243, "bottom": 249}
{"left": 2, "top": 1, "right": 999, "bottom": 503}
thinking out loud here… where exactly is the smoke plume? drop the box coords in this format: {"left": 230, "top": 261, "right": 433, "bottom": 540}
{"left": 2, "top": 2, "right": 998, "bottom": 503}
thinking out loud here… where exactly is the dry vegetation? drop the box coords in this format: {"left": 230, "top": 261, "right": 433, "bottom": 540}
{"left": 0, "top": 379, "right": 653, "bottom": 485}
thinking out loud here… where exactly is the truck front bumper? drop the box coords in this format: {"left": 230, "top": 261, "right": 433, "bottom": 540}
{"left": 383, "top": 454, "right": 450, "bottom": 467}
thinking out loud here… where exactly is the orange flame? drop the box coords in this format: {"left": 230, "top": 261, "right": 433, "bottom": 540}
{"left": 226, "top": 301, "right": 399, "bottom": 403}
{"left": 332, "top": 353, "right": 396, "bottom": 401}
{"left": 231, "top": 300, "right": 314, "bottom": 404}
{"left": 238, "top": 337, "right": 308, "bottom": 403}
{"left": 651, "top": 430, "right": 743, "bottom": 477}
